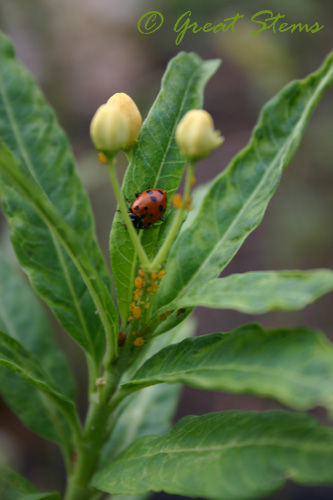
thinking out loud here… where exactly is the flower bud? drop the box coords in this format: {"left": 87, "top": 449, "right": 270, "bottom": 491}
{"left": 175, "top": 110, "right": 224, "bottom": 161}
{"left": 90, "top": 104, "right": 130, "bottom": 155}
{"left": 107, "top": 93, "right": 142, "bottom": 147}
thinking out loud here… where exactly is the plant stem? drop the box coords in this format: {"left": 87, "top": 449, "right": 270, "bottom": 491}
{"left": 87, "top": 354, "right": 98, "bottom": 395}
{"left": 64, "top": 400, "right": 109, "bottom": 500}
{"left": 149, "top": 160, "right": 196, "bottom": 270}
{"left": 64, "top": 369, "right": 120, "bottom": 500}
{"left": 107, "top": 159, "right": 151, "bottom": 269}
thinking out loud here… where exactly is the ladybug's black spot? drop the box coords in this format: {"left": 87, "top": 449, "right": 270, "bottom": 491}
{"left": 134, "top": 205, "right": 139, "bottom": 210}
{"left": 158, "top": 190, "right": 164, "bottom": 195}
{"left": 146, "top": 190, "right": 153, "bottom": 194}
{"left": 150, "top": 196, "right": 157, "bottom": 202}
{"left": 159, "top": 205, "right": 164, "bottom": 212}
{"left": 149, "top": 213, "right": 154, "bottom": 219}
{"left": 144, "top": 206, "right": 148, "bottom": 210}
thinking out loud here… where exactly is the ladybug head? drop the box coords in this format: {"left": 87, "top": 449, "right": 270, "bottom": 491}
{"left": 129, "top": 212, "right": 145, "bottom": 230}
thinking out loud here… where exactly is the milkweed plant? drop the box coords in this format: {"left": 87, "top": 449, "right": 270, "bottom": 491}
{"left": 0, "top": 30, "right": 333, "bottom": 500}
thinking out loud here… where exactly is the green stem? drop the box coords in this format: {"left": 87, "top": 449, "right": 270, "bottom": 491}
{"left": 87, "top": 354, "right": 98, "bottom": 395}
{"left": 64, "top": 401, "right": 109, "bottom": 500}
{"left": 149, "top": 160, "right": 196, "bottom": 270}
{"left": 64, "top": 369, "right": 120, "bottom": 500}
{"left": 108, "top": 159, "right": 151, "bottom": 269}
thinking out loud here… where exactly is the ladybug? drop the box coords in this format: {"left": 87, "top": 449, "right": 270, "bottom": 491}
{"left": 128, "top": 188, "right": 167, "bottom": 229}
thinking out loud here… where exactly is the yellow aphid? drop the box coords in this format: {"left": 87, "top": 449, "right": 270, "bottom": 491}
{"left": 145, "top": 303, "right": 150, "bottom": 309}
{"left": 140, "top": 301, "right": 145, "bottom": 305}
{"left": 134, "top": 290, "right": 142, "bottom": 301}
{"left": 132, "top": 330, "right": 138, "bottom": 336}
{"left": 127, "top": 316, "right": 133, "bottom": 322}
{"left": 147, "top": 286, "right": 153, "bottom": 293}
{"left": 138, "top": 269, "right": 145, "bottom": 278}
{"left": 185, "top": 196, "right": 193, "bottom": 211}
{"left": 191, "top": 175, "right": 196, "bottom": 186}
{"left": 151, "top": 272, "right": 157, "bottom": 280}
{"left": 135, "top": 277, "right": 144, "bottom": 289}
{"left": 158, "top": 270, "right": 166, "bottom": 279}
{"left": 134, "top": 337, "right": 146, "bottom": 347}
{"left": 172, "top": 193, "right": 183, "bottom": 208}
{"left": 98, "top": 152, "right": 108, "bottom": 164}
{"left": 133, "top": 306, "right": 142, "bottom": 320}
{"left": 130, "top": 301, "right": 136, "bottom": 311}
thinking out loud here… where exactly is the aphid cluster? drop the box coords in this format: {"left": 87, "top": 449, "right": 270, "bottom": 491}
{"left": 127, "top": 268, "right": 166, "bottom": 346}
{"left": 119, "top": 186, "right": 192, "bottom": 348}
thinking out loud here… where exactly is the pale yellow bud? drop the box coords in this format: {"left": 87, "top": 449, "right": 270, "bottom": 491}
{"left": 90, "top": 104, "right": 130, "bottom": 155}
{"left": 175, "top": 110, "right": 224, "bottom": 161}
{"left": 107, "top": 93, "right": 142, "bottom": 147}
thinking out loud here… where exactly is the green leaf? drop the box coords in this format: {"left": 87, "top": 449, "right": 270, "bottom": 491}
{"left": 0, "top": 251, "right": 76, "bottom": 395}
{"left": 0, "top": 464, "right": 60, "bottom": 500}
{"left": 0, "top": 32, "right": 117, "bottom": 362}
{"left": 123, "top": 324, "right": 333, "bottom": 412}
{"left": 0, "top": 252, "right": 76, "bottom": 444}
{"left": 98, "top": 318, "right": 196, "bottom": 470}
{"left": 0, "top": 363, "right": 71, "bottom": 445}
{"left": 155, "top": 270, "right": 333, "bottom": 315}
{"left": 110, "top": 495, "right": 150, "bottom": 500}
{"left": 110, "top": 52, "right": 220, "bottom": 323}
{"left": 154, "top": 51, "right": 333, "bottom": 311}
{"left": 0, "top": 142, "right": 117, "bottom": 363}
{"left": 181, "top": 180, "right": 212, "bottom": 232}
{"left": 0, "top": 329, "right": 81, "bottom": 443}
{"left": 92, "top": 410, "right": 333, "bottom": 500}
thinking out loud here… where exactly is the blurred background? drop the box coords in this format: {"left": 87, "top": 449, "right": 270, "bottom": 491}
{"left": 0, "top": 0, "right": 332, "bottom": 498}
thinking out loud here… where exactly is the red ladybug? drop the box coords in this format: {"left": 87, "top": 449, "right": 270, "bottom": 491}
{"left": 128, "top": 188, "right": 167, "bottom": 229}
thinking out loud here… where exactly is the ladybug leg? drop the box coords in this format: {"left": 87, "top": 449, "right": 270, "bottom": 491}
{"left": 135, "top": 192, "right": 142, "bottom": 198}
{"left": 125, "top": 196, "right": 133, "bottom": 211}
